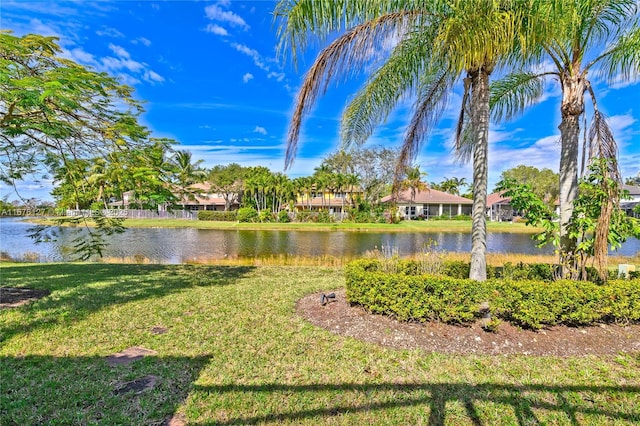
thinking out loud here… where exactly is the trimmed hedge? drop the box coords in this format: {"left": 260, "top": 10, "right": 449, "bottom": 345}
{"left": 345, "top": 259, "right": 640, "bottom": 330}
{"left": 197, "top": 210, "right": 238, "bottom": 221}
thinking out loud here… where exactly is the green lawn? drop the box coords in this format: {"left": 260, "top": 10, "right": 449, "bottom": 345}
{"left": 1, "top": 263, "right": 638, "bottom": 425}
{"left": 115, "top": 218, "right": 541, "bottom": 233}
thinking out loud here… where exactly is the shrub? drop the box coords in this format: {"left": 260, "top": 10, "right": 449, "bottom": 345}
{"left": 237, "top": 207, "right": 259, "bottom": 223}
{"left": 500, "top": 262, "right": 555, "bottom": 281}
{"left": 345, "top": 259, "right": 640, "bottom": 330}
{"left": 317, "top": 210, "right": 333, "bottom": 223}
{"left": 277, "top": 210, "right": 291, "bottom": 223}
{"left": 259, "top": 210, "right": 274, "bottom": 222}
{"left": 197, "top": 210, "right": 238, "bottom": 221}
{"left": 294, "top": 211, "right": 314, "bottom": 223}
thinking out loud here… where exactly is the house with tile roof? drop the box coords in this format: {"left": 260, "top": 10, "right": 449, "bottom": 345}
{"left": 381, "top": 188, "right": 472, "bottom": 219}
{"left": 486, "top": 192, "right": 514, "bottom": 222}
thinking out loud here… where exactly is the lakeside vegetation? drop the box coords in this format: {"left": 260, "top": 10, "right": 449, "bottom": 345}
{"left": 28, "top": 217, "right": 544, "bottom": 234}
{"left": 2, "top": 262, "right": 639, "bottom": 425}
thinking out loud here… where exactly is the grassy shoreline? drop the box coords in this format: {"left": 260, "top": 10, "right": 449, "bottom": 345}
{"left": 1, "top": 262, "right": 639, "bottom": 425}
{"left": 28, "top": 216, "right": 543, "bottom": 233}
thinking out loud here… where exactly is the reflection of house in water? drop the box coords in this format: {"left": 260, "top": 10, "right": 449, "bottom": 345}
{"left": 621, "top": 184, "right": 640, "bottom": 218}
{"left": 381, "top": 188, "right": 472, "bottom": 219}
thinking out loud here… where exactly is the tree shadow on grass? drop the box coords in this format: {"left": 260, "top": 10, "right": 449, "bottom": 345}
{"left": 192, "top": 381, "right": 640, "bottom": 425}
{"left": 0, "top": 263, "right": 254, "bottom": 342}
{"left": 0, "top": 354, "right": 209, "bottom": 425}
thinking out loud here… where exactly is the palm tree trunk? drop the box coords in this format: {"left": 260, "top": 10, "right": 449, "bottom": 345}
{"left": 558, "top": 75, "right": 585, "bottom": 278}
{"left": 469, "top": 68, "right": 490, "bottom": 281}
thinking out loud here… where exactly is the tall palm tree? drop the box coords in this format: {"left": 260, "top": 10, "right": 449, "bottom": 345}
{"left": 170, "top": 150, "right": 205, "bottom": 209}
{"left": 441, "top": 176, "right": 468, "bottom": 196}
{"left": 345, "top": 173, "right": 360, "bottom": 209}
{"left": 400, "top": 165, "right": 429, "bottom": 218}
{"left": 491, "top": 0, "right": 640, "bottom": 277}
{"left": 276, "top": 0, "right": 531, "bottom": 280}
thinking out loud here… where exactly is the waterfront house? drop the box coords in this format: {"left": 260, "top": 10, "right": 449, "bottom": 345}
{"left": 486, "top": 192, "right": 514, "bottom": 222}
{"left": 381, "top": 188, "right": 472, "bottom": 219}
{"left": 622, "top": 184, "right": 640, "bottom": 218}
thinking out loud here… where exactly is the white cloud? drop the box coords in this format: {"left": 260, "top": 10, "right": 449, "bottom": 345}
{"left": 144, "top": 70, "right": 165, "bottom": 83}
{"left": 267, "top": 71, "right": 285, "bottom": 82}
{"left": 96, "top": 26, "right": 124, "bottom": 38}
{"left": 108, "top": 43, "right": 131, "bottom": 59}
{"left": 490, "top": 135, "right": 561, "bottom": 176}
{"left": 179, "top": 142, "right": 289, "bottom": 172}
{"left": 63, "top": 46, "right": 164, "bottom": 87}
{"left": 608, "top": 113, "right": 637, "bottom": 143}
{"left": 133, "top": 37, "right": 152, "bottom": 46}
{"left": 253, "top": 126, "right": 267, "bottom": 135}
{"left": 101, "top": 56, "right": 144, "bottom": 73}
{"left": 24, "top": 18, "right": 62, "bottom": 38}
{"left": 619, "top": 153, "right": 640, "bottom": 180}
{"left": 64, "top": 47, "right": 97, "bottom": 66}
{"left": 204, "top": 4, "right": 249, "bottom": 30}
{"left": 242, "top": 73, "right": 254, "bottom": 83}
{"left": 231, "top": 42, "right": 267, "bottom": 70}
{"left": 205, "top": 24, "right": 229, "bottom": 36}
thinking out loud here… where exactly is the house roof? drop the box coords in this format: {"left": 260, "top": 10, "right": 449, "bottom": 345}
{"left": 623, "top": 184, "right": 640, "bottom": 196}
{"left": 487, "top": 192, "right": 511, "bottom": 207}
{"left": 381, "top": 188, "right": 472, "bottom": 204}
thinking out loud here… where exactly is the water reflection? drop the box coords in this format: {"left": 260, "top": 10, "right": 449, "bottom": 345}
{"left": 1, "top": 217, "right": 638, "bottom": 263}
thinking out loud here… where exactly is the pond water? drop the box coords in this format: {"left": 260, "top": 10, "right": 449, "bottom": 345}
{"left": 1, "top": 217, "right": 638, "bottom": 263}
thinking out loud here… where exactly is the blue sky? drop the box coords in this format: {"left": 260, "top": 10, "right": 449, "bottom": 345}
{"left": 2, "top": 0, "right": 639, "bottom": 202}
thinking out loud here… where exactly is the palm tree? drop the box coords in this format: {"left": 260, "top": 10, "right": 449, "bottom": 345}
{"left": 400, "top": 165, "right": 429, "bottom": 218}
{"left": 169, "top": 150, "right": 205, "bottom": 209}
{"left": 275, "top": 0, "right": 531, "bottom": 280}
{"left": 345, "top": 173, "right": 360, "bottom": 209}
{"left": 491, "top": 0, "right": 640, "bottom": 277}
{"left": 441, "top": 176, "right": 468, "bottom": 196}
{"left": 333, "top": 172, "right": 349, "bottom": 220}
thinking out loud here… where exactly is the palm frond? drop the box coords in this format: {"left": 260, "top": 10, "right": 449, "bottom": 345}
{"left": 592, "top": 23, "right": 640, "bottom": 82}
{"left": 588, "top": 110, "right": 621, "bottom": 183}
{"left": 454, "top": 121, "right": 474, "bottom": 165}
{"left": 393, "top": 68, "right": 454, "bottom": 191}
{"left": 284, "top": 11, "right": 422, "bottom": 169}
{"left": 455, "top": 74, "right": 472, "bottom": 154}
{"left": 340, "top": 25, "right": 440, "bottom": 148}
{"left": 434, "top": 0, "right": 522, "bottom": 73}
{"left": 275, "top": 0, "right": 427, "bottom": 65}
{"left": 490, "top": 71, "right": 548, "bottom": 122}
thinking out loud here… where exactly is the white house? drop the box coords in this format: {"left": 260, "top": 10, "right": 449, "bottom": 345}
{"left": 381, "top": 188, "right": 473, "bottom": 219}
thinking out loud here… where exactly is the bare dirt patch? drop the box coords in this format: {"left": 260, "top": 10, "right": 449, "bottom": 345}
{"left": 0, "top": 287, "right": 50, "bottom": 308}
{"left": 297, "top": 289, "right": 640, "bottom": 356}
{"left": 106, "top": 346, "right": 158, "bottom": 366}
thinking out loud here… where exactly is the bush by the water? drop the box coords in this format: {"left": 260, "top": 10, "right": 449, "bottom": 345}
{"left": 197, "top": 210, "right": 238, "bottom": 221}
{"left": 345, "top": 259, "right": 640, "bottom": 330}
{"left": 237, "top": 207, "right": 259, "bottom": 223}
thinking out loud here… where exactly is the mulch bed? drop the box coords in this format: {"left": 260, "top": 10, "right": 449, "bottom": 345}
{"left": 4, "top": 285, "right": 638, "bottom": 356}
{"left": 297, "top": 289, "right": 640, "bottom": 356}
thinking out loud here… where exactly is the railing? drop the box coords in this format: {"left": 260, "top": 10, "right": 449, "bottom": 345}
{"left": 65, "top": 209, "right": 196, "bottom": 220}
